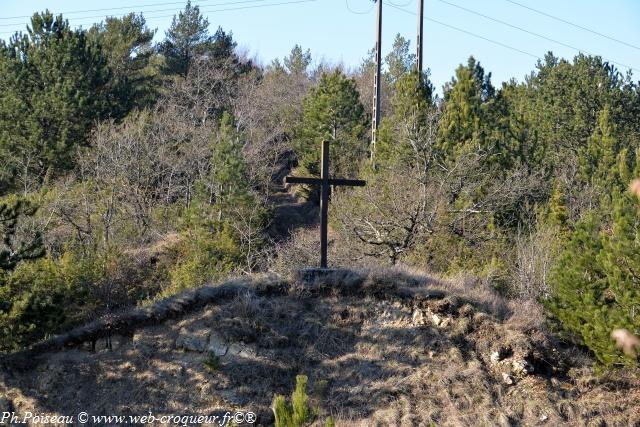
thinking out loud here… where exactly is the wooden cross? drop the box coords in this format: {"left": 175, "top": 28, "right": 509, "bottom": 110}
{"left": 285, "top": 140, "right": 366, "bottom": 268}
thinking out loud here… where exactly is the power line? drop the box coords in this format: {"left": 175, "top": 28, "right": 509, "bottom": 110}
{"left": 386, "top": 2, "right": 541, "bottom": 60}
{"left": 387, "top": 0, "right": 413, "bottom": 7}
{"left": 0, "top": 0, "right": 271, "bottom": 28}
{"left": 0, "top": 0, "right": 264, "bottom": 21}
{"left": 437, "top": 0, "right": 639, "bottom": 73}
{"left": 503, "top": 0, "right": 640, "bottom": 52}
{"left": 344, "top": 0, "right": 374, "bottom": 15}
{"left": 0, "top": 0, "right": 316, "bottom": 35}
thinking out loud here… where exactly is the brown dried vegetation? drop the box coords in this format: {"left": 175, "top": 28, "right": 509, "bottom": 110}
{"left": 1, "top": 268, "right": 638, "bottom": 426}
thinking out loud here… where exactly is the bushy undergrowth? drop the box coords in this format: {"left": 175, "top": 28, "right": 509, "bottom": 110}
{"left": 272, "top": 375, "right": 334, "bottom": 427}
{"left": 0, "top": 249, "right": 161, "bottom": 351}
{"left": 158, "top": 195, "right": 269, "bottom": 299}
{"left": 163, "top": 223, "right": 242, "bottom": 298}
{"left": 547, "top": 193, "right": 640, "bottom": 366}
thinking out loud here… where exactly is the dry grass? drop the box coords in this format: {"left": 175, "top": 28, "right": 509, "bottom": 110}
{"left": 1, "top": 268, "right": 638, "bottom": 426}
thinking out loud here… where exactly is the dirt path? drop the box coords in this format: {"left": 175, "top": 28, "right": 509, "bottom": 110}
{"left": 267, "top": 180, "right": 319, "bottom": 242}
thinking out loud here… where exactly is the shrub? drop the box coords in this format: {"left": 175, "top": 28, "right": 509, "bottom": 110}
{"left": 547, "top": 192, "right": 640, "bottom": 366}
{"left": 163, "top": 221, "right": 242, "bottom": 298}
{"left": 0, "top": 255, "right": 87, "bottom": 351}
{"left": 162, "top": 193, "right": 269, "bottom": 298}
{"left": 0, "top": 247, "right": 166, "bottom": 352}
{"left": 203, "top": 351, "right": 221, "bottom": 372}
{"left": 272, "top": 375, "right": 336, "bottom": 427}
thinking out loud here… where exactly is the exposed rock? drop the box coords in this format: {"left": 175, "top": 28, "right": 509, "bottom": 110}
{"left": 511, "top": 359, "right": 533, "bottom": 376}
{"left": 3, "top": 269, "right": 639, "bottom": 427}
{"left": 204, "top": 332, "right": 256, "bottom": 359}
{"left": 412, "top": 309, "right": 426, "bottom": 326}
{"left": 175, "top": 333, "right": 207, "bottom": 352}
{"left": 502, "top": 372, "right": 514, "bottom": 385}
{"left": 435, "top": 315, "right": 451, "bottom": 328}
{"left": 2, "top": 280, "right": 247, "bottom": 365}
{"left": 412, "top": 309, "right": 450, "bottom": 328}
{"left": 431, "top": 313, "right": 443, "bottom": 327}
{"left": 207, "top": 333, "right": 228, "bottom": 356}
{"left": 227, "top": 343, "right": 256, "bottom": 358}
{"left": 489, "top": 346, "right": 513, "bottom": 366}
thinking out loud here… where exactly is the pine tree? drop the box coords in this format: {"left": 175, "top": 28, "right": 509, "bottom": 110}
{"left": 579, "top": 106, "right": 632, "bottom": 198}
{"left": 160, "top": 1, "right": 213, "bottom": 77}
{"left": 210, "top": 112, "right": 248, "bottom": 204}
{"left": 0, "top": 196, "right": 45, "bottom": 272}
{"left": 547, "top": 191, "right": 640, "bottom": 366}
{"left": 89, "top": 13, "right": 158, "bottom": 112}
{"left": 272, "top": 375, "right": 327, "bottom": 427}
{"left": 526, "top": 53, "right": 633, "bottom": 174}
{"left": 0, "top": 11, "right": 112, "bottom": 193}
{"left": 547, "top": 184, "right": 570, "bottom": 229}
{"left": 209, "top": 27, "right": 237, "bottom": 63}
{"left": 375, "top": 71, "right": 433, "bottom": 167}
{"left": 438, "top": 57, "right": 494, "bottom": 160}
{"left": 295, "top": 70, "right": 366, "bottom": 199}
{"left": 284, "top": 44, "right": 311, "bottom": 76}
{"left": 384, "top": 34, "right": 415, "bottom": 87}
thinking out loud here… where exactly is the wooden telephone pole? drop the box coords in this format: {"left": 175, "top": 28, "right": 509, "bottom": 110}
{"left": 371, "top": 0, "right": 382, "bottom": 161}
{"left": 416, "top": 0, "right": 424, "bottom": 76}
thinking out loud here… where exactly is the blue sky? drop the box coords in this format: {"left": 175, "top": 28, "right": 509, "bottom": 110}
{"left": 1, "top": 0, "right": 639, "bottom": 91}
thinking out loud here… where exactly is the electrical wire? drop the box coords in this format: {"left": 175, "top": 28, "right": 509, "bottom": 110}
{"left": 0, "top": 0, "right": 317, "bottom": 35}
{"left": 344, "top": 0, "right": 374, "bottom": 15}
{"left": 386, "top": 2, "right": 541, "bottom": 60}
{"left": 0, "top": 0, "right": 272, "bottom": 28}
{"left": 387, "top": 0, "right": 413, "bottom": 7}
{"left": 503, "top": 0, "right": 640, "bottom": 52}
{"left": 437, "top": 0, "right": 639, "bottom": 73}
{"left": 0, "top": 0, "right": 266, "bottom": 20}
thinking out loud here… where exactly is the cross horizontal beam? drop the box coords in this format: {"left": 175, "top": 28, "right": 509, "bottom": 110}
{"left": 284, "top": 140, "right": 366, "bottom": 268}
{"left": 285, "top": 176, "right": 366, "bottom": 187}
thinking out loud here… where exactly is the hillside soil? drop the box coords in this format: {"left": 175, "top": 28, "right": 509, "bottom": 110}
{"left": 1, "top": 269, "right": 639, "bottom": 426}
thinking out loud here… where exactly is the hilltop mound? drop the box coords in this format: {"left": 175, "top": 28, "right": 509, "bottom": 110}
{"left": 1, "top": 268, "right": 638, "bottom": 426}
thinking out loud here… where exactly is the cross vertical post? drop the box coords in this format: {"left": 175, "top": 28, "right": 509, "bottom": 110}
{"left": 285, "top": 140, "right": 366, "bottom": 268}
{"left": 320, "top": 139, "right": 330, "bottom": 268}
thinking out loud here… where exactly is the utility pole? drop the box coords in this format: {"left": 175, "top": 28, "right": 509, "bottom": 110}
{"left": 416, "top": 0, "right": 424, "bottom": 77}
{"left": 371, "top": 0, "right": 382, "bottom": 161}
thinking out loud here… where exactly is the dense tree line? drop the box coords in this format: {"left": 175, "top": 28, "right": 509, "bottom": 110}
{"left": 0, "top": 3, "right": 638, "bottom": 366}
{"left": 331, "top": 54, "right": 640, "bottom": 366}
